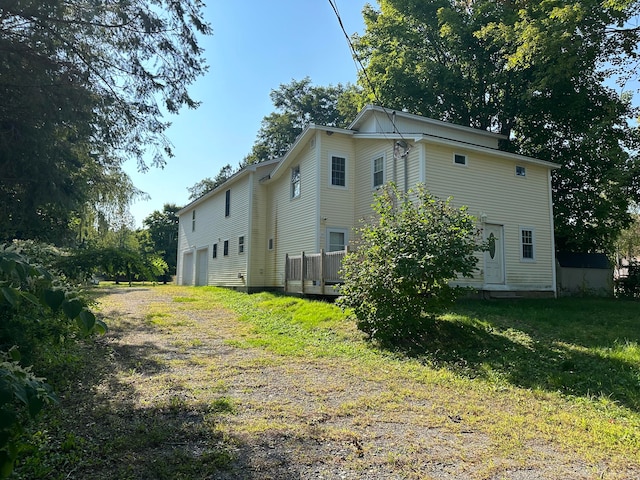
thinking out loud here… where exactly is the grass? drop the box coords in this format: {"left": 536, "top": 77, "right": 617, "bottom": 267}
{"left": 13, "top": 284, "right": 640, "bottom": 479}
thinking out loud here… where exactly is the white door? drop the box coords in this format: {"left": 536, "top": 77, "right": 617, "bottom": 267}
{"left": 195, "top": 248, "right": 208, "bottom": 286}
{"left": 484, "top": 224, "right": 505, "bottom": 284}
{"left": 182, "top": 252, "right": 194, "bottom": 285}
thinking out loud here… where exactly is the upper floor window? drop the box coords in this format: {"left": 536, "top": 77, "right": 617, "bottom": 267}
{"left": 291, "top": 165, "right": 300, "bottom": 198}
{"left": 331, "top": 155, "right": 346, "bottom": 187}
{"left": 520, "top": 227, "right": 535, "bottom": 261}
{"left": 225, "top": 189, "right": 231, "bottom": 217}
{"left": 516, "top": 165, "right": 526, "bottom": 177}
{"left": 191, "top": 210, "right": 196, "bottom": 232}
{"left": 373, "top": 156, "right": 384, "bottom": 188}
{"left": 454, "top": 154, "right": 467, "bottom": 166}
{"left": 238, "top": 236, "right": 245, "bottom": 254}
{"left": 223, "top": 240, "right": 229, "bottom": 256}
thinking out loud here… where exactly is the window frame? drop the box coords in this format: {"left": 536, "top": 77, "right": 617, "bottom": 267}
{"left": 329, "top": 154, "right": 347, "bottom": 189}
{"left": 212, "top": 243, "right": 217, "bottom": 259}
{"left": 291, "top": 165, "right": 301, "bottom": 199}
{"left": 372, "top": 154, "right": 385, "bottom": 189}
{"left": 191, "top": 210, "right": 196, "bottom": 232}
{"left": 238, "top": 236, "right": 245, "bottom": 254}
{"left": 453, "top": 153, "right": 467, "bottom": 166}
{"left": 223, "top": 239, "right": 229, "bottom": 256}
{"left": 519, "top": 226, "right": 536, "bottom": 262}
{"left": 516, "top": 165, "right": 527, "bottom": 177}
{"left": 224, "top": 189, "right": 231, "bottom": 217}
{"left": 326, "top": 227, "right": 349, "bottom": 252}
{"left": 268, "top": 238, "right": 274, "bottom": 250}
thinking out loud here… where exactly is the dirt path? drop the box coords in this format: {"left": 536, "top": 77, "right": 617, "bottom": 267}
{"left": 51, "top": 286, "right": 634, "bottom": 480}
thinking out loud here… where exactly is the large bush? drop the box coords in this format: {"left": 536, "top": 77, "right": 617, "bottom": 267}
{"left": 338, "top": 184, "right": 483, "bottom": 344}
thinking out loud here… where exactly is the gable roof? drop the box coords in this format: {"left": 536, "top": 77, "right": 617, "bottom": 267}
{"left": 177, "top": 157, "right": 281, "bottom": 215}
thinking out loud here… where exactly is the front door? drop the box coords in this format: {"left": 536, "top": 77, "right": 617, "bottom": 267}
{"left": 484, "top": 224, "right": 505, "bottom": 284}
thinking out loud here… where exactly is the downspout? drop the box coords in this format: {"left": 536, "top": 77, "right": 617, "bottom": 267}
{"left": 246, "top": 170, "right": 254, "bottom": 291}
{"left": 548, "top": 169, "right": 558, "bottom": 298}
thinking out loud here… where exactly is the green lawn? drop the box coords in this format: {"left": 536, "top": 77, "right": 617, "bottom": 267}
{"left": 14, "top": 285, "right": 640, "bottom": 479}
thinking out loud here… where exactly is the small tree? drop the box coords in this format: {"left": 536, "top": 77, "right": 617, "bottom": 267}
{"left": 338, "top": 184, "right": 483, "bottom": 344}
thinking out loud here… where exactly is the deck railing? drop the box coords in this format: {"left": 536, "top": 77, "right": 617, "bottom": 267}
{"left": 284, "top": 248, "right": 347, "bottom": 295}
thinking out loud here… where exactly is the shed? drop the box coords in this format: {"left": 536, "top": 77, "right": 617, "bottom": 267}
{"left": 556, "top": 252, "right": 613, "bottom": 297}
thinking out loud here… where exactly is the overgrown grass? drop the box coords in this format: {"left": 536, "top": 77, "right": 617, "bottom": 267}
{"left": 14, "top": 285, "right": 640, "bottom": 479}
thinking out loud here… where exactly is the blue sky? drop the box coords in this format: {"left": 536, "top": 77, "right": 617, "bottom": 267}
{"left": 125, "top": 1, "right": 369, "bottom": 226}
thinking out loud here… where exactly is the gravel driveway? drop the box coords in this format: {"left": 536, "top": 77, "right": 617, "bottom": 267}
{"left": 46, "top": 286, "right": 637, "bottom": 480}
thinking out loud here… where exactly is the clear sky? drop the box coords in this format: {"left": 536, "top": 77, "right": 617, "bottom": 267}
{"left": 124, "top": 1, "right": 369, "bottom": 227}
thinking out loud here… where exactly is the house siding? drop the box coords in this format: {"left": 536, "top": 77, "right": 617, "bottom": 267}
{"left": 177, "top": 174, "right": 252, "bottom": 288}
{"left": 422, "top": 142, "right": 555, "bottom": 290}
{"left": 266, "top": 136, "right": 319, "bottom": 287}
{"left": 319, "top": 133, "right": 356, "bottom": 251}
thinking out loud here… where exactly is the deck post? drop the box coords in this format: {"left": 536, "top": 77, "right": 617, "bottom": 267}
{"left": 301, "top": 251, "right": 306, "bottom": 294}
{"left": 284, "top": 253, "right": 289, "bottom": 293}
{"left": 320, "top": 248, "right": 326, "bottom": 295}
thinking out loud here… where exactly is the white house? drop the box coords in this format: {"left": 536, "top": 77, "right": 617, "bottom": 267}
{"left": 177, "top": 105, "right": 559, "bottom": 297}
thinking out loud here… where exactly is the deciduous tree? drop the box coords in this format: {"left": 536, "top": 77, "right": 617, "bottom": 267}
{"left": 353, "top": 0, "right": 640, "bottom": 253}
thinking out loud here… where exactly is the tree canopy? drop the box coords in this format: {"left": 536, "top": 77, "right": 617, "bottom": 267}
{"left": 143, "top": 203, "right": 181, "bottom": 278}
{"left": 353, "top": 0, "right": 640, "bottom": 253}
{"left": 242, "top": 77, "right": 361, "bottom": 165}
{"left": 0, "top": 0, "right": 210, "bottom": 244}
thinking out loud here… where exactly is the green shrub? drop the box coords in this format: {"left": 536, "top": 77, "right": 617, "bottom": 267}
{"left": 0, "top": 245, "right": 105, "bottom": 477}
{"left": 337, "top": 184, "right": 483, "bottom": 345}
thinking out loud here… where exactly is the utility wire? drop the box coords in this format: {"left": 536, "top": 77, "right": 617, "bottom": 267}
{"left": 327, "top": 0, "right": 409, "bottom": 148}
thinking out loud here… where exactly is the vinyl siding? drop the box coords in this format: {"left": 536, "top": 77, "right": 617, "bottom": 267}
{"left": 318, "top": 133, "right": 356, "bottom": 251}
{"left": 177, "top": 174, "right": 252, "bottom": 288}
{"left": 266, "top": 136, "right": 319, "bottom": 286}
{"left": 422, "top": 142, "right": 554, "bottom": 289}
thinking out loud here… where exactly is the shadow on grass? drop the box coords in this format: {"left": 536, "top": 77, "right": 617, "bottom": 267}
{"left": 388, "top": 298, "right": 640, "bottom": 412}
{"left": 15, "top": 305, "right": 309, "bottom": 480}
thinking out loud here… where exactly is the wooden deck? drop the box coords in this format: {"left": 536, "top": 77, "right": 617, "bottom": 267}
{"left": 284, "top": 249, "right": 346, "bottom": 296}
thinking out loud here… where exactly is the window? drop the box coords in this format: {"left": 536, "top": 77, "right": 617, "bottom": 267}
{"left": 373, "top": 156, "right": 384, "bottom": 188}
{"left": 212, "top": 243, "right": 217, "bottom": 259}
{"left": 520, "top": 227, "right": 535, "bottom": 261}
{"left": 225, "top": 189, "right": 231, "bottom": 217}
{"left": 223, "top": 240, "right": 229, "bottom": 256}
{"left": 327, "top": 229, "right": 348, "bottom": 252}
{"left": 268, "top": 238, "right": 273, "bottom": 250}
{"left": 454, "top": 154, "right": 467, "bottom": 166}
{"left": 191, "top": 210, "right": 196, "bottom": 232}
{"left": 238, "top": 236, "right": 245, "bottom": 254}
{"left": 516, "top": 165, "right": 526, "bottom": 177}
{"left": 291, "top": 165, "right": 300, "bottom": 198}
{"left": 331, "top": 155, "right": 346, "bottom": 187}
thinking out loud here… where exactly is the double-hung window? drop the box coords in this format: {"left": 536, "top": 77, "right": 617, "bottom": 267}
{"left": 373, "top": 156, "right": 384, "bottom": 188}
{"left": 331, "top": 155, "right": 346, "bottom": 187}
{"left": 238, "top": 236, "right": 245, "bottom": 254}
{"left": 520, "top": 227, "right": 535, "bottom": 261}
{"left": 212, "top": 243, "right": 217, "bottom": 259}
{"left": 223, "top": 240, "right": 229, "bottom": 256}
{"left": 291, "top": 166, "right": 300, "bottom": 198}
{"left": 191, "top": 210, "right": 196, "bottom": 232}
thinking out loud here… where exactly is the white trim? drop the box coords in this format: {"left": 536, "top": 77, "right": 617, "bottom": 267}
{"left": 315, "top": 130, "right": 322, "bottom": 253}
{"left": 238, "top": 235, "right": 245, "bottom": 255}
{"left": 519, "top": 226, "right": 536, "bottom": 262}
{"left": 548, "top": 170, "right": 558, "bottom": 297}
{"left": 328, "top": 153, "right": 348, "bottom": 189}
{"left": 223, "top": 239, "right": 230, "bottom": 257}
{"left": 419, "top": 143, "right": 426, "bottom": 183}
